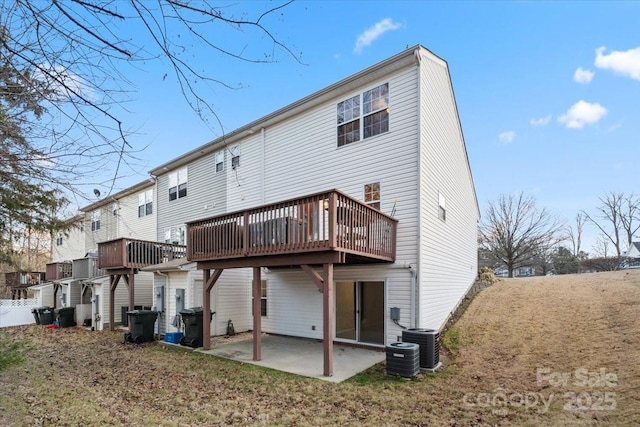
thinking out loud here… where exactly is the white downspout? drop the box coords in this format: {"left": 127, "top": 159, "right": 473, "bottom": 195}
{"left": 156, "top": 271, "right": 170, "bottom": 335}
{"left": 261, "top": 127, "right": 266, "bottom": 204}
{"left": 414, "top": 47, "right": 423, "bottom": 329}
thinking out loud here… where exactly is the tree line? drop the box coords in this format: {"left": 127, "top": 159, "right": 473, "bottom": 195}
{"left": 479, "top": 192, "right": 640, "bottom": 277}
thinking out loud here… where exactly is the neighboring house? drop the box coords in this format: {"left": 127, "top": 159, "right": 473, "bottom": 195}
{"left": 51, "top": 215, "right": 86, "bottom": 263}
{"left": 140, "top": 44, "right": 479, "bottom": 376}
{"left": 624, "top": 242, "right": 640, "bottom": 269}
{"left": 78, "top": 180, "right": 159, "bottom": 329}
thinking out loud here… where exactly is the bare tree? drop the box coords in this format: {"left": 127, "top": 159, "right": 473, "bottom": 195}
{"left": 479, "top": 193, "right": 565, "bottom": 278}
{"left": 592, "top": 234, "right": 611, "bottom": 258}
{"left": 1, "top": 0, "right": 301, "bottom": 197}
{"left": 582, "top": 192, "right": 640, "bottom": 258}
{"left": 1, "top": 1, "right": 300, "bottom": 265}
{"left": 566, "top": 213, "right": 585, "bottom": 257}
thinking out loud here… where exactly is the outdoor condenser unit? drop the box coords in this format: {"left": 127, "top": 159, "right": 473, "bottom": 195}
{"left": 402, "top": 328, "right": 440, "bottom": 371}
{"left": 385, "top": 342, "right": 420, "bottom": 378}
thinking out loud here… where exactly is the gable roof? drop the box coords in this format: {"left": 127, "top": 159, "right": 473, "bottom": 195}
{"left": 627, "top": 242, "right": 640, "bottom": 258}
{"left": 80, "top": 179, "right": 155, "bottom": 213}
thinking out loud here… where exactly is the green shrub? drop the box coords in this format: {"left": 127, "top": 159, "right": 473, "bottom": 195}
{"left": 442, "top": 328, "right": 460, "bottom": 355}
{"left": 0, "top": 331, "right": 28, "bottom": 372}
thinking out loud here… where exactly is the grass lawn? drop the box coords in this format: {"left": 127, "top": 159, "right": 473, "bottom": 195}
{"left": 1, "top": 270, "right": 639, "bottom": 426}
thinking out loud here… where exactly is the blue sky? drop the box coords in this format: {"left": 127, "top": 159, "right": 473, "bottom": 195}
{"left": 105, "top": 1, "right": 639, "bottom": 254}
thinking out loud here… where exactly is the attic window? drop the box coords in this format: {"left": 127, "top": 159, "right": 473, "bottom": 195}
{"left": 91, "top": 211, "right": 101, "bottom": 231}
{"left": 169, "top": 168, "right": 188, "bottom": 201}
{"left": 138, "top": 189, "right": 153, "bottom": 217}
{"left": 215, "top": 151, "right": 224, "bottom": 173}
{"left": 230, "top": 145, "right": 240, "bottom": 169}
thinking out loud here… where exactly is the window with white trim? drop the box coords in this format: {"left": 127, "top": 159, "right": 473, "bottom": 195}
{"left": 252, "top": 280, "right": 268, "bottom": 317}
{"left": 164, "top": 225, "right": 186, "bottom": 245}
{"left": 438, "top": 192, "right": 446, "bottom": 222}
{"left": 138, "top": 190, "right": 153, "bottom": 217}
{"left": 169, "top": 168, "right": 188, "bottom": 201}
{"left": 364, "top": 182, "right": 381, "bottom": 210}
{"left": 230, "top": 146, "right": 240, "bottom": 169}
{"left": 91, "top": 211, "right": 101, "bottom": 231}
{"left": 215, "top": 151, "right": 224, "bottom": 173}
{"left": 56, "top": 233, "right": 64, "bottom": 246}
{"left": 337, "top": 82, "right": 389, "bottom": 147}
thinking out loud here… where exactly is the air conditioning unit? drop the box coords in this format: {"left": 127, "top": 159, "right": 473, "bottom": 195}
{"left": 402, "top": 328, "right": 441, "bottom": 371}
{"left": 385, "top": 342, "right": 420, "bottom": 378}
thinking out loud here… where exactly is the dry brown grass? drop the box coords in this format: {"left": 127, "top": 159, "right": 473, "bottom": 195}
{"left": 1, "top": 270, "right": 638, "bottom": 426}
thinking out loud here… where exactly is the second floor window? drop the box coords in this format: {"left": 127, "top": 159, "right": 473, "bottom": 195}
{"left": 337, "top": 82, "right": 389, "bottom": 147}
{"left": 138, "top": 190, "right": 153, "bottom": 217}
{"left": 56, "top": 233, "right": 64, "bottom": 246}
{"left": 169, "top": 168, "right": 188, "bottom": 201}
{"left": 164, "top": 225, "right": 186, "bottom": 245}
{"left": 91, "top": 211, "right": 101, "bottom": 231}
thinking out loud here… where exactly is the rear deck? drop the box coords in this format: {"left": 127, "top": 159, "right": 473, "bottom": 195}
{"left": 187, "top": 189, "right": 397, "bottom": 268}
{"left": 185, "top": 189, "right": 398, "bottom": 377}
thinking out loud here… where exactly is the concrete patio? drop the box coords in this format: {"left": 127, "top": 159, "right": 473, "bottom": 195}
{"left": 198, "top": 334, "right": 386, "bottom": 383}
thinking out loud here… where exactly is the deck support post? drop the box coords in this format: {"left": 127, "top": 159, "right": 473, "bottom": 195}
{"left": 109, "top": 274, "right": 121, "bottom": 331}
{"left": 322, "top": 263, "right": 334, "bottom": 377}
{"left": 252, "top": 267, "right": 262, "bottom": 361}
{"left": 124, "top": 268, "right": 135, "bottom": 312}
{"left": 202, "top": 268, "right": 223, "bottom": 350}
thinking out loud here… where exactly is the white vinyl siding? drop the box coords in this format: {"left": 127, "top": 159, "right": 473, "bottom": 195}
{"left": 254, "top": 66, "right": 420, "bottom": 344}
{"left": 418, "top": 51, "right": 479, "bottom": 330}
{"left": 156, "top": 153, "right": 227, "bottom": 243}
{"left": 51, "top": 221, "right": 86, "bottom": 263}
{"left": 118, "top": 186, "right": 156, "bottom": 241}
{"left": 83, "top": 184, "right": 155, "bottom": 252}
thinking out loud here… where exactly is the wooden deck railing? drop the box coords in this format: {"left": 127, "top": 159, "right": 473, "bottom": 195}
{"left": 97, "top": 238, "right": 187, "bottom": 270}
{"left": 4, "top": 272, "right": 46, "bottom": 289}
{"left": 45, "top": 262, "right": 73, "bottom": 281}
{"left": 187, "top": 190, "right": 397, "bottom": 263}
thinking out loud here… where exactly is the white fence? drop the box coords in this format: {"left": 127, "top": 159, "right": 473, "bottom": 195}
{"left": 0, "top": 298, "right": 40, "bottom": 328}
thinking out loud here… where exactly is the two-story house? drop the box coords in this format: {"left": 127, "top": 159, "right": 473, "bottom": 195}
{"left": 143, "top": 44, "right": 478, "bottom": 376}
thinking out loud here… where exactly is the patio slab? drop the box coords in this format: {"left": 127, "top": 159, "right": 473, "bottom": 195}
{"left": 198, "top": 334, "right": 385, "bottom": 383}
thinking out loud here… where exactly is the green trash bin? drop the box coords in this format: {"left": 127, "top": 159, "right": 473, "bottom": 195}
{"left": 55, "top": 307, "right": 76, "bottom": 328}
{"left": 180, "top": 307, "right": 205, "bottom": 348}
{"left": 126, "top": 310, "right": 158, "bottom": 344}
{"left": 37, "top": 307, "right": 55, "bottom": 325}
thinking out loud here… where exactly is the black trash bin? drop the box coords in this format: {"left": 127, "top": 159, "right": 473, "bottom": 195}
{"left": 180, "top": 307, "right": 206, "bottom": 348}
{"left": 55, "top": 307, "right": 76, "bottom": 328}
{"left": 37, "top": 307, "right": 55, "bottom": 325}
{"left": 32, "top": 307, "right": 45, "bottom": 325}
{"left": 126, "top": 310, "right": 158, "bottom": 344}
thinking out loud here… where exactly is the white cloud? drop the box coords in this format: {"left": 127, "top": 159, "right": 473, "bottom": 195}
{"left": 558, "top": 100, "right": 607, "bottom": 129}
{"left": 573, "top": 67, "right": 594, "bottom": 84}
{"left": 354, "top": 18, "right": 402, "bottom": 54}
{"left": 498, "top": 131, "right": 516, "bottom": 143}
{"left": 530, "top": 115, "right": 552, "bottom": 127}
{"left": 594, "top": 46, "right": 640, "bottom": 81}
